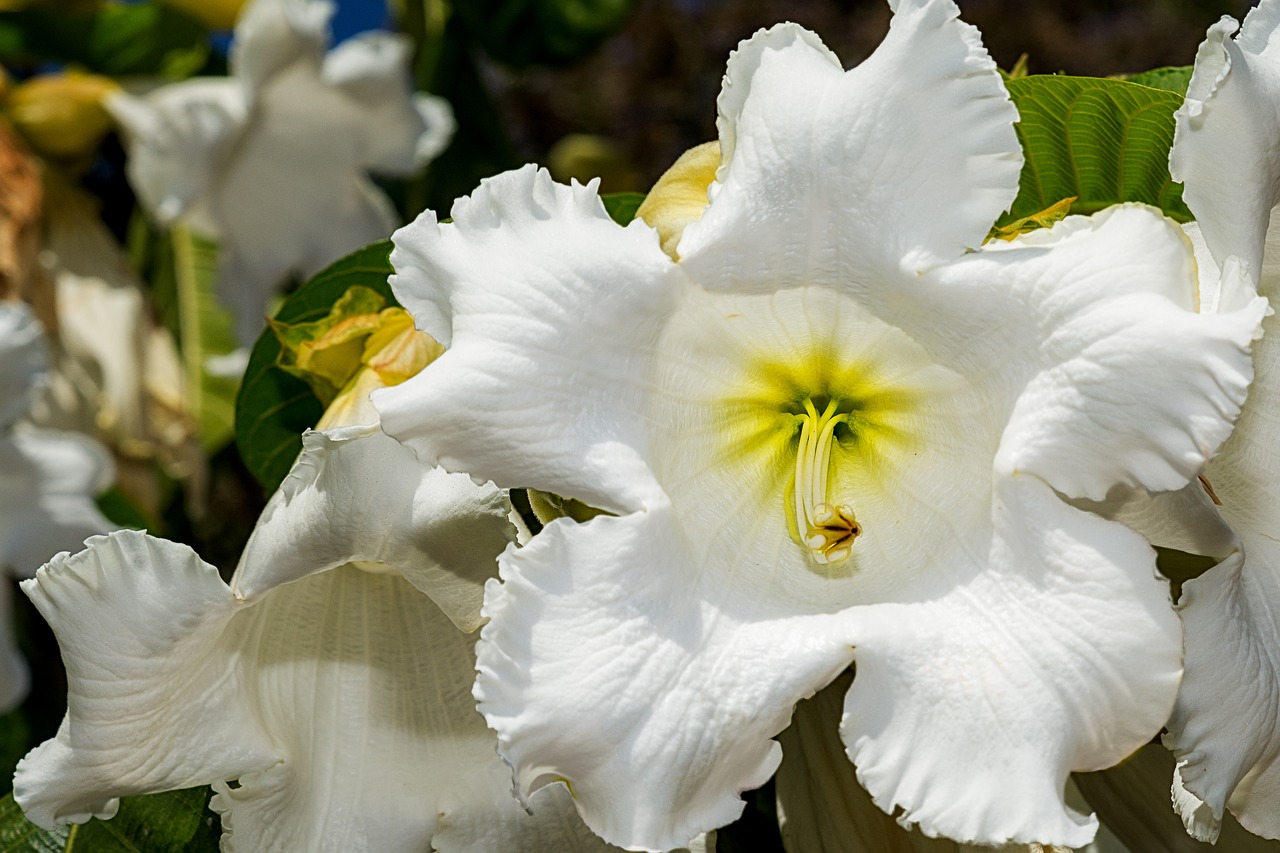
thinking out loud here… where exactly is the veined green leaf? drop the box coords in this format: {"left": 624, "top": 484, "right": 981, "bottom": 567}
{"left": 235, "top": 241, "right": 397, "bottom": 494}
{"left": 601, "top": 191, "right": 645, "bottom": 225}
{"left": 1000, "top": 75, "right": 1191, "bottom": 228}
{"left": 1123, "top": 65, "right": 1194, "bottom": 96}
{"left": 0, "top": 788, "right": 219, "bottom": 852}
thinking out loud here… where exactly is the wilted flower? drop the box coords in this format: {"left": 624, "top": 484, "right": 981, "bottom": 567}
{"left": 373, "top": 0, "right": 1264, "bottom": 849}
{"left": 107, "top": 0, "right": 455, "bottom": 343}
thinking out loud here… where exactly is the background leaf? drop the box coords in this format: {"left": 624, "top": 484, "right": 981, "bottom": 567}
{"left": 1123, "top": 65, "right": 1194, "bottom": 96}
{"left": 1000, "top": 75, "right": 1191, "bottom": 227}
{"left": 235, "top": 241, "right": 397, "bottom": 495}
{"left": 0, "top": 788, "right": 219, "bottom": 852}
{"left": 601, "top": 191, "right": 645, "bottom": 225}
{"left": 0, "top": 5, "right": 211, "bottom": 78}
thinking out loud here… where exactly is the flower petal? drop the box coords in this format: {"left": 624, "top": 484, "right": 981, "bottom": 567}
{"left": 211, "top": 563, "right": 621, "bottom": 851}
{"left": 1170, "top": 0, "right": 1280, "bottom": 275}
{"left": 230, "top": 0, "right": 332, "bottom": 91}
{"left": 929, "top": 205, "right": 1264, "bottom": 502}
{"left": 475, "top": 501, "right": 860, "bottom": 851}
{"left": 678, "top": 1, "right": 1020, "bottom": 283}
{"left": 0, "top": 301, "right": 46, "bottom": 428}
{"left": 232, "top": 424, "right": 515, "bottom": 633}
{"left": 105, "top": 81, "right": 247, "bottom": 229}
{"left": 375, "top": 166, "right": 677, "bottom": 514}
{"left": 0, "top": 430, "right": 113, "bottom": 576}
{"left": 840, "top": 477, "right": 1182, "bottom": 848}
{"left": 13, "top": 531, "right": 279, "bottom": 829}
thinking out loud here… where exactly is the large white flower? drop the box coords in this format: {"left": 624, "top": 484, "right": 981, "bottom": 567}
{"left": 106, "top": 0, "right": 455, "bottom": 344}
{"left": 1150, "top": 0, "right": 1280, "bottom": 841}
{"left": 0, "top": 301, "right": 113, "bottom": 712}
{"left": 12, "top": 318, "right": 695, "bottom": 851}
{"left": 371, "top": 1, "right": 1266, "bottom": 849}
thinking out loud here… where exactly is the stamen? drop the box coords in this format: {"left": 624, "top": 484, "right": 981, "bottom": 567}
{"left": 792, "top": 399, "right": 860, "bottom": 563}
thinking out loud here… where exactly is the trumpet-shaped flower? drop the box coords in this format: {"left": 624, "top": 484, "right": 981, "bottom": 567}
{"left": 12, "top": 304, "right": 664, "bottom": 852}
{"left": 0, "top": 301, "right": 113, "bottom": 711}
{"left": 1150, "top": 0, "right": 1280, "bottom": 840}
{"left": 372, "top": 1, "right": 1266, "bottom": 849}
{"left": 106, "top": 0, "right": 455, "bottom": 344}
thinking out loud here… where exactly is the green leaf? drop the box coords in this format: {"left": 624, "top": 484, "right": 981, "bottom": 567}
{"left": 235, "top": 241, "right": 397, "bottom": 494}
{"left": 0, "top": 5, "right": 209, "bottom": 78}
{"left": 0, "top": 787, "right": 220, "bottom": 852}
{"left": 1123, "top": 65, "right": 1194, "bottom": 96}
{"left": 601, "top": 191, "right": 645, "bottom": 225}
{"left": 168, "top": 229, "right": 241, "bottom": 454}
{"left": 1000, "top": 75, "right": 1192, "bottom": 227}
{"left": 94, "top": 487, "right": 152, "bottom": 532}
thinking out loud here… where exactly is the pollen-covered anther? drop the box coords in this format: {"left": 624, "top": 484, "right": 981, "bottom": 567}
{"left": 804, "top": 503, "right": 861, "bottom": 564}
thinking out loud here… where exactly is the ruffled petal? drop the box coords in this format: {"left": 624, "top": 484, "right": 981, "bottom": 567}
{"left": 678, "top": 1, "right": 1020, "bottom": 284}
{"left": 777, "top": 672, "right": 1077, "bottom": 853}
{"left": 1074, "top": 744, "right": 1280, "bottom": 852}
{"left": 0, "top": 430, "right": 114, "bottom": 576}
{"left": 840, "top": 477, "right": 1182, "bottom": 848}
{"left": 922, "top": 205, "right": 1264, "bottom": 502}
{"left": 232, "top": 424, "right": 514, "bottom": 633}
{"left": 105, "top": 81, "right": 248, "bottom": 229}
{"left": 0, "top": 301, "right": 47, "bottom": 428}
{"left": 1170, "top": 0, "right": 1280, "bottom": 275}
{"left": 213, "top": 564, "right": 621, "bottom": 852}
{"left": 13, "top": 531, "right": 279, "bottom": 829}
{"left": 375, "top": 166, "right": 677, "bottom": 514}
{"left": 475, "top": 501, "right": 861, "bottom": 852}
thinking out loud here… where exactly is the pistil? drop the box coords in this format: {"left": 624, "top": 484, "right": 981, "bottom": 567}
{"left": 792, "top": 399, "right": 861, "bottom": 563}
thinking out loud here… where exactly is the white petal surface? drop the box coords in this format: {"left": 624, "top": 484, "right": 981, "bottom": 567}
{"left": 0, "top": 301, "right": 46, "bottom": 428}
{"left": 233, "top": 424, "right": 514, "bottom": 633}
{"left": 0, "top": 431, "right": 113, "bottom": 576}
{"left": 231, "top": 0, "right": 332, "bottom": 91}
{"left": 105, "top": 82, "right": 248, "bottom": 229}
{"left": 475, "top": 501, "right": 861, "bottom": 852}
{"left": 678, "top": 0, "right": 1021, "bottom": 284}
{"left": 1170, "top": 0, "right": 1280, "bottom": 274}
{"left": 375, "top": 166, "right": 677, "bottom": 515}
{"left": 14, "top": 532, "right": 278, "bottom": 829}
{"left": 840, "top": 477, "right": 1182, "bottom": 848}
{"left": 927, "top": 206, "right": 1263, "bottom": 502}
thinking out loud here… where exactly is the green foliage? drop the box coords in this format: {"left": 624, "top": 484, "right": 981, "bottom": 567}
{"left": 454, "top": 0, "right": 637, "bottom": 68}
{"left": 1123, "top": 65, "right": 1195, "bottom": 96}
{"left": 601, "top": 191, "right": 645, "bottom": 225}
{"left": 0, "top": 5, "right": 209, "bottom": 77}
{"left": 1000, "top": 75, "right": 1192, "bottom": 227}
{"left": 94, "top": 488, "right": 151, "bottom": 532}
{"left": 0, "top": 788, "right": 220, "bottom": 852}
{"left": 236, "top": 241, "right": 397, "bottom": 495}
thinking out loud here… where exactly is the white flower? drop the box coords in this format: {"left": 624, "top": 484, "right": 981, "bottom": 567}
{"left": 106, "top": 0, "right": 455, "bottom": 344}
{"left": 0, "top": 302, "right": 113, "bottom": 712}
{"left": 12, "top": 342, "right": 664, "bottom": 851}
{"left": 371, "top": 1, "right": 1266, "bottom": 849}
{"left": 1146, "top": 0, "right": 1280, "bottom": 841}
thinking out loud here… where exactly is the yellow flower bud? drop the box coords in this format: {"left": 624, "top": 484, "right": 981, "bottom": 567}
{"left": 7, "top": 71, "right": 119, "bottom": 161}
{"left": 635, "top": 140, "right": 721, "bottom": 260}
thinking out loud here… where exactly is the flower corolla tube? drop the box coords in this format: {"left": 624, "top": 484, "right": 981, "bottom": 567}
{"left": 105, "top": 0, "right": 456, "bottom": 344}
{"left": 371, "top": 0, "right": 1268, "bottom": 849}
